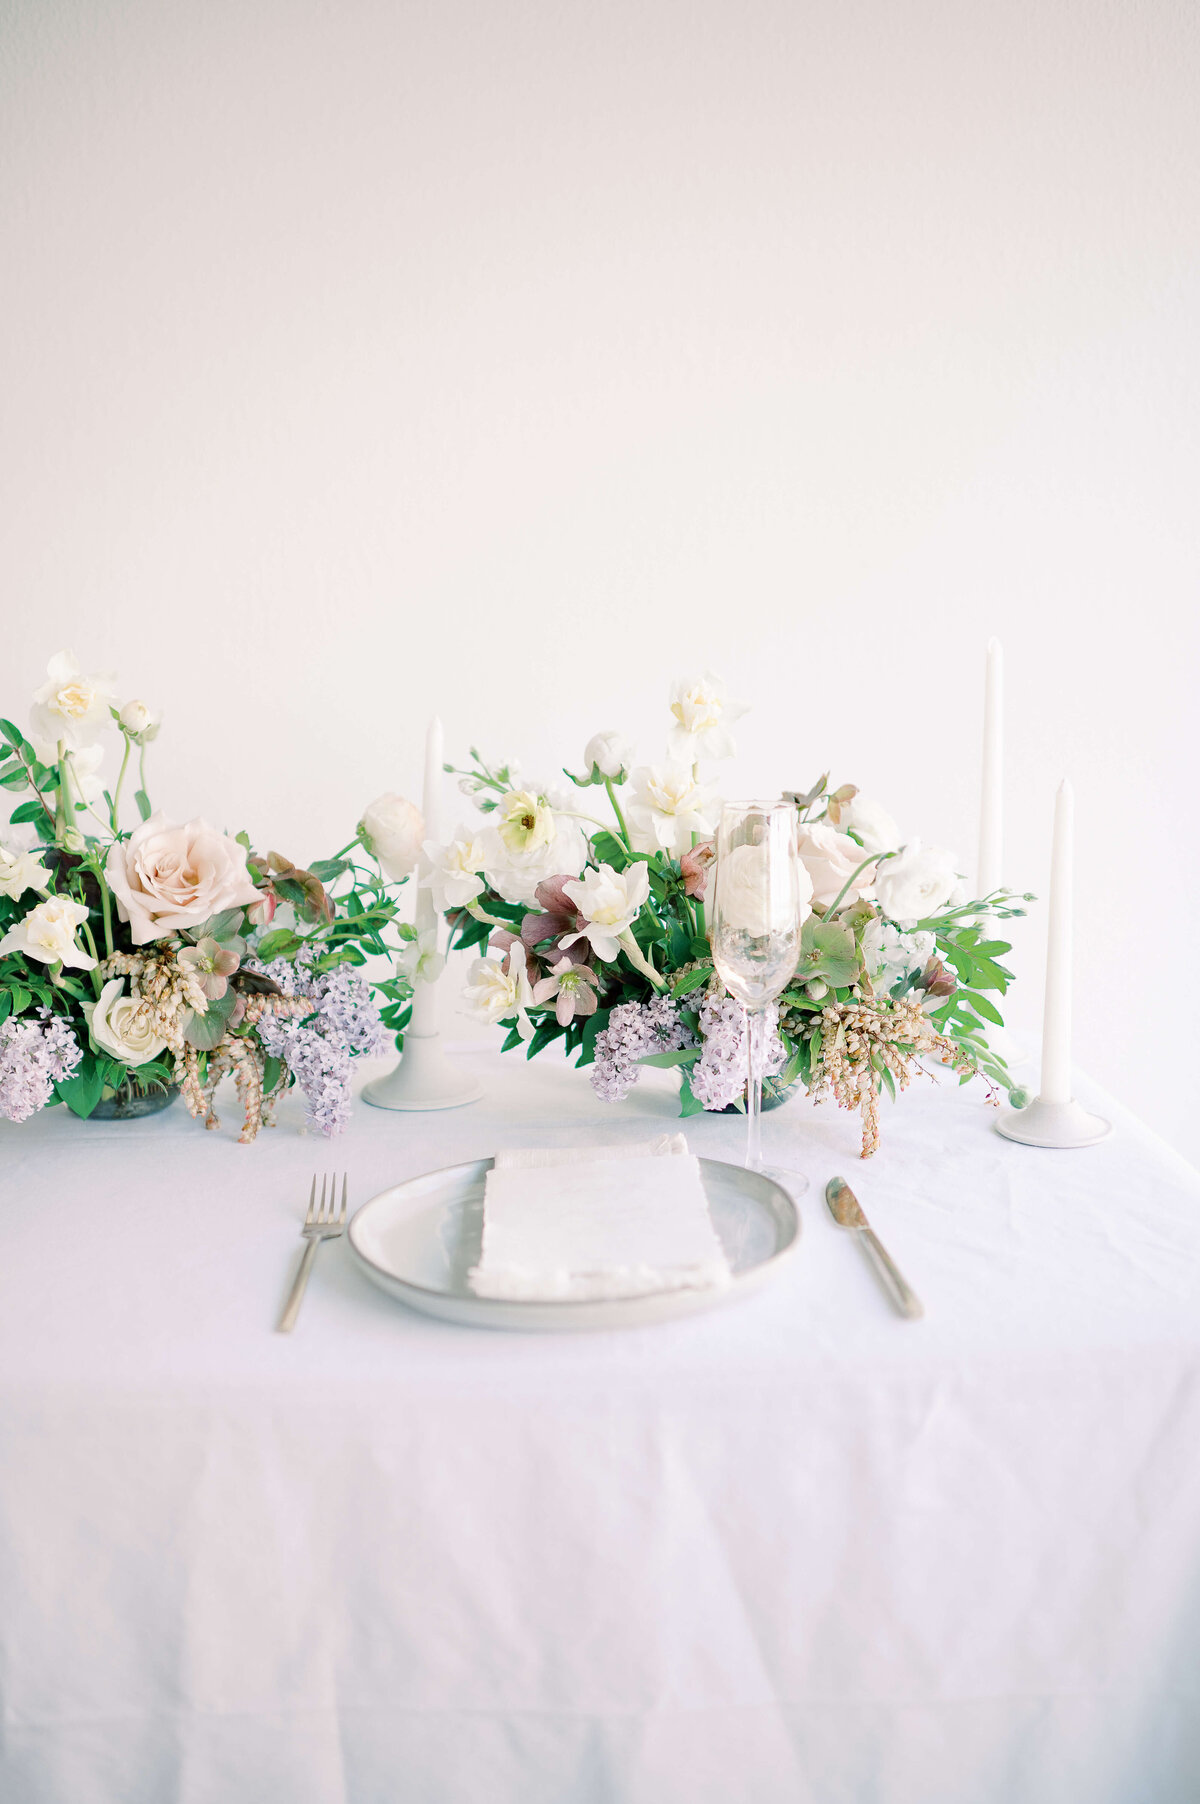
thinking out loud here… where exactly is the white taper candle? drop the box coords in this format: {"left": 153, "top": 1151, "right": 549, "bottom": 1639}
{"left": 977, "top": 637, "right": 1003, "bottom": 899}
{"left": 409, "top": 716, "right": 443, "bottom": 1035}
{"left": 1039, "top": 779, "right": 1074, "bottom": 1105}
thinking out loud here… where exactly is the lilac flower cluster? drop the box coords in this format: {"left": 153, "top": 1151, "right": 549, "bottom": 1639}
{"left": 248, "top": 948, "right": 388, "bottom": 1135}
{"left": 688, "top": 995, "right": 785, "bottom": 1112}
{"left": 0, "top": 1011, "right": 82, "bottom": 1124}
{"left": 255, "top": 1013, "right": 354, "bottom": 1137}
{"left": 589, "top": 996, "right": 696, "bottom": 1102}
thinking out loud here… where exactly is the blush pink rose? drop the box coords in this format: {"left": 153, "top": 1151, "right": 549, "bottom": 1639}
{"left": 105, "top": 813, "right": 260, "bottom": 944}
{"left": 796, "top": 821, "right": 876, "bottom": 910}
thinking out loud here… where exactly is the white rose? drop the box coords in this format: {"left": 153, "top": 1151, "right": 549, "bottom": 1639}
{"left": 30, "top": 650, "right": 116, "bottom": 753}
{"left": 0, "top": 840, "right": 46, "bottom": 901}
{"left": 104, "top": 813, "right": 260, "bottom": 945}
{"left": 667, "top": 672, "right": 748, "bottom": 763}
{"left": 715, "top": 842, "right": 813, "bottom": 937}
{"left": 561, "top": 861, "right": 651, "bottom": 962}
{"left": 873, "top": 840, "right": 960, "bottom": 926}
{"left": 0, "top": 896, "right": 96, "bottom": 969}
{"left": 584, "top": 731, "right": 633, "bottom": 780}
{"left": 423, "top": 827, "right": 488, "bottom": 910}
{"left": 118, "top": 699, "right": 161, "bottom": 742}
{"left": 840, "top": 794, "right": 900, "bottom": 855}
{"left": 796, "top": 821, "right": 876, "bottom": 910}
{"left": 626, "top": 762, "right": 720, "bottom": 858}
{"left": 358, "top": 793, "right": 425, "bottom": 881}
{"left": 84, "top": 977, "right": 167, "bottom": 1065}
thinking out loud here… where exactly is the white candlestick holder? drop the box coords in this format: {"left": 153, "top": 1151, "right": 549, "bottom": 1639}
{"left": 362, "top": 1030, "right": 484, "bottom": 1112}
{"left": 995, "top": 1096, "right": 1110, "bottom": 1148}
{"left": 363, "top": 712, "right": 484, "bottom": 1113}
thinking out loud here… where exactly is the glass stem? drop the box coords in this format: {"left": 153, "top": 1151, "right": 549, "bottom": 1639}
{"left": 745, "top": 1004, "right": 765, "bottom": 1171}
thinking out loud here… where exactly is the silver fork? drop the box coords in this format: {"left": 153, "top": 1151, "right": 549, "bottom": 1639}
{"left": 276, "top": 1173, "right": 347, "bottom": 1333}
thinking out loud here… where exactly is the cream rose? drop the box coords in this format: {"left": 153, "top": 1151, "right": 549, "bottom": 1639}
{"left": 358, "top": 794, "right": 425, "bottom": 881}
{"left": 85, "top": 977, "right": 168, "bottom": 1065}
{"left": 873, "top": 840, "right": 960, "bottom": 925}
{"left": 104, "top": 813, "right": 260, "bottom": 944}
{"left": 716, "top": 842, "right": 813, "bottom": 937}
{"left": 796, "top": 821, "right": 876, "bottom": 910}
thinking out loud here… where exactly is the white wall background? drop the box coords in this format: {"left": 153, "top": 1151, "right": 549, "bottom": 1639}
{"left": 2, "top": 0, "right": 1197, "bottom": 1158}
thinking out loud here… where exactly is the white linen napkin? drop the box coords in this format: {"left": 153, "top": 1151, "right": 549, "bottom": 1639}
{"left": 469, "top": 1135, "right": 732, "bottom": 1301}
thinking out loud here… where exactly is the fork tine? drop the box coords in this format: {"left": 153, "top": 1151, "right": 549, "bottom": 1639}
{"left": 339, "top": 1172, "right": 347, "bottom": 1227}
{"left": 305, "top": 1174, "right": 317, "bottom": 1228}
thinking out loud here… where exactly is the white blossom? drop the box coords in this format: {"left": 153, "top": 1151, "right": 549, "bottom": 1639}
{"left": 667, "top": 672, "right": 747, "bottom": 763}
{"left": 561, "top": 861, "right": 651, "bottom": 962}
{"left": 625, "top": 762, "right": 719, "bottom": 858}
{"left": 0, "top": 896, "right": 96, "bottom": 969}
{"left": 462, "top": 942, "right": 535, "bottom": 1039}
{"left": 30, "top": 650, "right": 116, "bottom": 753}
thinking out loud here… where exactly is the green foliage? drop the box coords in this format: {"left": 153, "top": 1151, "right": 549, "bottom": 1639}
{"left": 52, "top": 1050, "right": 106, "bottom": 1119}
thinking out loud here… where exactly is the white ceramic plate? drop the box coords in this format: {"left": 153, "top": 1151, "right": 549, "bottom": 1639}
{"left": 347, "top": 1156, "right": 801, "bottom": 1332}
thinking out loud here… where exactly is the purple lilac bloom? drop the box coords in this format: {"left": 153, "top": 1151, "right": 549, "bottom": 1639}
{"left": 245, "top": 946, "right": 387, "bottom": 1134}
{"left": 0, "top": 1011, "right": 82, "bottom": 1123}
{"left": 307, "top": 966, "right": 389, "bottom": 1056}
{"left": 589, "top": 996, "right": 696, "bottom": 1103}
{"left": 689, "top": 995, "right": 785, "bottom": 1112}
{"left": 255, "top": 1013, "right": 353, "bottom": 1137}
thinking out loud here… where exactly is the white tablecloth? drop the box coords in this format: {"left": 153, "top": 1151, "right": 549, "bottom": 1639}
{"left": 2, "top": 1047, "right": 1199, "bottom": 1804}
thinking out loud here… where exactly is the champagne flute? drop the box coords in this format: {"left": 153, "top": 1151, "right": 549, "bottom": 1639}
{"left": 709, "top": 800, "right": 807, "bottom": 1189}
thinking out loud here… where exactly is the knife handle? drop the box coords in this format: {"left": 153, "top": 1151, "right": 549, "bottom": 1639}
{"left": 858, "top": 1229, "right": 924, "bottom": 1319}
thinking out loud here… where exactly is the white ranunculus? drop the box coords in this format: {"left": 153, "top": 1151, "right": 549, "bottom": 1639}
{"left": 561, "top": 860, "right": 651, "bottom": 962}
{"left": 861, "top": 919, "right": 937, "bottom": 993}
{"left": 118, "top": 699, "right": 161, "bottom": 742}
{"left": 481, "top": 818, "right": 588, "bottom": 908}
{"left": 796, "top": 821, "right": 876, "bottom": 910}
{"left": 584, "top": 731, "right": 633, "bottom": 780}
{"left": 0, "top": 896, "right": 96, "bottom": 969}
{"left": 667, "top": 671, "right": 748, "bottom": 763}
{"left": 84, "top": 977, "right": 167, "bottom": 1065}
{"left": 423, "top": 827, "right": 488, "bottom": 910}
{"left": 104, "top": 813, "right": 260, "bottom": 944}
{"left": 30, "top": 650, "right": 116, "bottom": 753}
{"left": 0, "top": 840, "right": 46, "bottom": 901}
{"left": 840, "top": 794, "right": 900, "bottom": 855}
{"left": 873, "top": 840, "right": 961, "bottom": 926}
{"left": 395, "top": 926, "right": 445, "bottom": 986}
{"left": 358, "top": 793, "right": 425, "bottom": 882}
{"left": 716, "top": 842, "right": 813, "bottom": 937}
{"left": 493, "top": 789, "right": 556, "bottom": 858}
{"left": 461, "top": 942, "right": 535, "bottom": 1039}
{"left": 625, "top": 762, "right": 720, "bottom": 858}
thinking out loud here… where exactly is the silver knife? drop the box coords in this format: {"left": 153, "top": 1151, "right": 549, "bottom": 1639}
{"left": 825, "top": 1177, "right": 924, "bottom": 1319}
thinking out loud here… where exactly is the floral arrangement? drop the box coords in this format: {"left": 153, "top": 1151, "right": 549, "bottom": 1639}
{"left": 430, "top": 675, "right": 1030, "bottom": 1157}
{"left": 0, "top": 652, "right": 427, "bottom": 1139}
